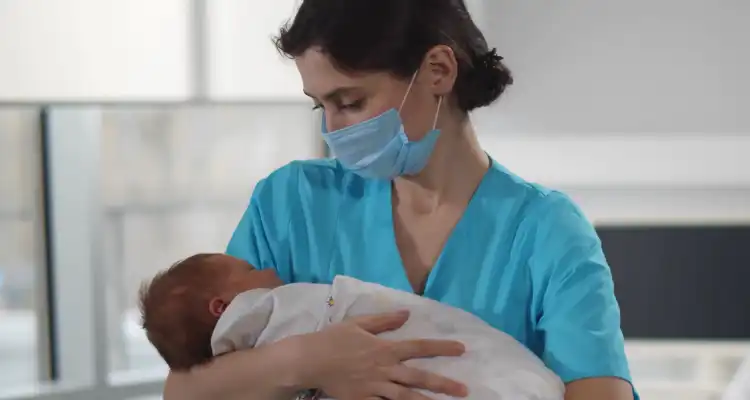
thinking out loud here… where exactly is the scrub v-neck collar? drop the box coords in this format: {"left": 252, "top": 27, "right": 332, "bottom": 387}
{"left": 373, "top": 158, "right": 497, "bottom": 296}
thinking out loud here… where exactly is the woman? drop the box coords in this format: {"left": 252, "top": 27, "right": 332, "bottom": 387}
{"left": 164, "top": 0, "right": 637, "bottom": 399}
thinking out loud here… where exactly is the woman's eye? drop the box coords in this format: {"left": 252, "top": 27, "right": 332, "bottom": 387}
{"left": 312, "top": 103, "right": 323, "bottom": 111}
{"left": 340, "top": 99, "right": 364, "bottom": 111}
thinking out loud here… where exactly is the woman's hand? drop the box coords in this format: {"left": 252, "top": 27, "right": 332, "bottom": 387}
{"left": 296, "top": 310, "right": 469, "bottom": 400}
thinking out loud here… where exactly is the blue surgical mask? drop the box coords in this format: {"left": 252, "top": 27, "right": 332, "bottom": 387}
{"left": 321, "top": 72, "right": 443, "bottom": 180}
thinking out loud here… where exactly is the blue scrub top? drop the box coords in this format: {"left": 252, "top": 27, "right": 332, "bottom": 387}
{"left": 227, "top": 157, "right": 637, "bottom": 397}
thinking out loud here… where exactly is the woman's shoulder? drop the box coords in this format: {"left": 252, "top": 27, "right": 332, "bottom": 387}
{"left": 252, "top": 158, "right": 354, "bottom": 196}
{"left": 250, "top": 158, "right": 372, "bottom": 213}
{"left": 484, "top": 160, "right": 599, "bottom": 250}
{"left": 486, "top": 160, "right": 588, "bottom": 223}
{"left": 488, "top": 162, "right": 607, "bottom": 287}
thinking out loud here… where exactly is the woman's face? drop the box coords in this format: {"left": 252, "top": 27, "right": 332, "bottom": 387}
{"left": 296, "top": 47, "right": 452, "bottom": 141}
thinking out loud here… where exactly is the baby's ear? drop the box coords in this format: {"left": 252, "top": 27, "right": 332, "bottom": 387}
{"left": 208, "top": 297, "right": 228, "bottom": 317}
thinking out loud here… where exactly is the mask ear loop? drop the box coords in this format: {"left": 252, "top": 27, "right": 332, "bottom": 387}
{"left": 398, "top": 71, "right": 420, "bottom": 112}
{"left": 431, "top": 96, "right": 443, "bottom": 130}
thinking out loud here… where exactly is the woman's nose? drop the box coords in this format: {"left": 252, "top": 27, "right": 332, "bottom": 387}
{"left": 324, "top": 111, "right": 340, "bottom": 132}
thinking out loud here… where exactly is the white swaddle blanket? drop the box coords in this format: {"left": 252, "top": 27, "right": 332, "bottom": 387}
{"left": 211, "top": 275, "right": 564, "bottom": 400}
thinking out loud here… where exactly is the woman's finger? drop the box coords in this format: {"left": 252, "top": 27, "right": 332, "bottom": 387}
{"left": 392, "top": 339, "right": 465, "bottom": 361}
{"left": 374, "top": 382, "right": 434, "bottom": 400}
{"left": 387, "top": 364, "right": 468, "bottom": 398}
{"left": 348, "top": 310, "right": 410, "bottom": 334}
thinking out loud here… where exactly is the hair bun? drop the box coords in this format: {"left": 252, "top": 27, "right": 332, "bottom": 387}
{"left": 460, "top": 47, "right": 514, "bottom": 110}
{"left": 475, "top": 48, "right": 503, "bottom": 70}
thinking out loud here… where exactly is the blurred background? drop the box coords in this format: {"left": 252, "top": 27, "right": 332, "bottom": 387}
{"left": 0, "top": 1, "right": 748, "bottom": 400}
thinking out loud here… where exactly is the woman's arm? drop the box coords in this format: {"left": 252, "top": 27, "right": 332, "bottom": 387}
{"left": 163, "top": 337, "right": 304, "bottom": 400}
{"left": 163, "top": 311, "right": 467, "bottom": 400}
{"left": 526, "top": 192, "right": 638, "bottom": 398}
{"left": 564, "top": 378, "right": 634, "bottom": 400}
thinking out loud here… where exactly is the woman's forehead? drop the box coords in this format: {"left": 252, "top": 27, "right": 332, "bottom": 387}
{"left": 295, "top": 49, "right": 392, "bottom": 99}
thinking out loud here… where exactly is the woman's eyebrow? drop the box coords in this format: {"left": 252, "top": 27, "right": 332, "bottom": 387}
{"left": 303, "top": 86, "right": 362, "bottom": 102}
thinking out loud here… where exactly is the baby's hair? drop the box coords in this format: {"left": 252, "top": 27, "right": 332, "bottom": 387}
{"left": 138, "top": 253, "right": 225, "bottom": 371}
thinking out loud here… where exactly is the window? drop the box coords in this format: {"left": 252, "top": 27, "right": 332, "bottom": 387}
{"left": 99, "top": 104, "right": 322, "bottom": 375}
{"left": 0, "top": 109, "right": 42, "bottom": 390}
{"left": 0, "top": 0, "right": 191, "bottom": 101}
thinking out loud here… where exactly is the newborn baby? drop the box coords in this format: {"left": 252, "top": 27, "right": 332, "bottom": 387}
{"left": 139, "top": 253, "right": 564, "bottom": 400}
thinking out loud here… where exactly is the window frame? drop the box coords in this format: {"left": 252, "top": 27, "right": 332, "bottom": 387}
{"left": 1, "top": 0, "right": 321, "bottom": 396}
{"left": 5, "top": 105, "right": 324, "bottom": 400}
{"left": 2, "top": 0, "right": 325, "bottom": 390}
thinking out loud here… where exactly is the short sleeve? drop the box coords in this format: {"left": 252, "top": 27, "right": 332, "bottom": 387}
{"left": 226, "top": 163, "right": 300, "bottom": 280}
{"left": 226, "top": 180, "right": 276, "bottom": 269}
{"left": 528, "top": 192, "right": 635, "bottom": 391}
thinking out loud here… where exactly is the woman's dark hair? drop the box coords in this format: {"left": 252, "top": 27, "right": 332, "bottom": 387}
{"left": 273, "top": 0, "right": 513, "bottom": 112}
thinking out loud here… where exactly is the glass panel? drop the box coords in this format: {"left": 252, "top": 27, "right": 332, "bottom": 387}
{"left": 0, "top": 0, "right": 191, "bottom": 101}
{"left": 100, "top": 104, "right": 321, "bottom": 375}
{"left": 0, "top": 109, "right": 41, "bottom": 390}
{"left": 207, "top": 0, "right": 304, "bottom": 100}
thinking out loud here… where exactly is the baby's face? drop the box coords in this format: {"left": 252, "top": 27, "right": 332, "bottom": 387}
{"left": 225, "top": 255, "right": 284, "bottom": 293}
{"left": 208, "top": 254, "right": 283, "bottom": 317}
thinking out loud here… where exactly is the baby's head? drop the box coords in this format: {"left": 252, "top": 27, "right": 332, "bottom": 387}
{"left": 138, "top": 253, "right": 282, "bottom": 371}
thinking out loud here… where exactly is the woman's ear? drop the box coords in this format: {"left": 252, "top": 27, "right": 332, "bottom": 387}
{"left": 422, "top": 45, "right": 458, "bottom": 96}
{"left": 208, "top": 297, "right": 228, "bottom": 317}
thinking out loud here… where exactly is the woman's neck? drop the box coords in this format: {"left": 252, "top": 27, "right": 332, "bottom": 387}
{"left": 393, "top": 115, "right": 489, "bottom": 213}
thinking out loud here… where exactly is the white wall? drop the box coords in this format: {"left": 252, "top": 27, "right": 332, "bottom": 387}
{"left": 207, "top": 0, "right": 304, "bottom": 100}
{"left": 477, "top": 0, "right": 750, "bottom": 134}
{"left": 472, "top": 0, "right": 750, "bottom": 224}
